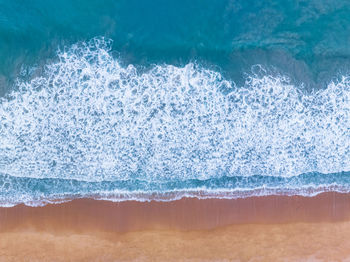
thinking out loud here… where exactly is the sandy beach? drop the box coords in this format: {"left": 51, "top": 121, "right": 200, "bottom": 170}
{"left": 1, "top": 192, "right": 350, "bottom": 261}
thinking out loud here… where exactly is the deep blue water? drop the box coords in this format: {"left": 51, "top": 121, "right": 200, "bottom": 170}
{"left": 0, "top": 0, "right": 349, "bottom": 206}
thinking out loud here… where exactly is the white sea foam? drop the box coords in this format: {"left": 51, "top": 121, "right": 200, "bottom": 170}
{"left": 0, "top": 38, "right": 349, "bottom": 184}
{"left": 1, "top": 184, "right": 350, "bottom": 207}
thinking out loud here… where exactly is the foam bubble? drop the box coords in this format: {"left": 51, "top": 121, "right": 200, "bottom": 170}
{"left": 0, "top": 38, "right": 349, "bottom": 185}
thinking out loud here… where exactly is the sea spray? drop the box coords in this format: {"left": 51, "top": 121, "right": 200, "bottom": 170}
{"left": 0, "top": 38, "right": 349, "bottom": 206}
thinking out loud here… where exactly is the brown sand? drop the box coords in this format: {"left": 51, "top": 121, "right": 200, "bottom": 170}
{"left": 1, "top": 192, "right": 350, "bottom": 261}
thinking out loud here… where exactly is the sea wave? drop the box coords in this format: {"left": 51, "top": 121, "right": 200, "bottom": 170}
{"left": 0, "top": 38, "right": 349, "bottom": 206}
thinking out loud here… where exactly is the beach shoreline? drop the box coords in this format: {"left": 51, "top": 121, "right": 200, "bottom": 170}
{"left": 1, "top": 192, "right": 350, "bottom": 232}
{"left": 1, "top": 192, "right": 350, "bottom": 261}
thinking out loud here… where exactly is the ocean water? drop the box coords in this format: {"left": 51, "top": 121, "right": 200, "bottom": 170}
{"left": 0, "top": 0, "right": 349, "bottom": 206}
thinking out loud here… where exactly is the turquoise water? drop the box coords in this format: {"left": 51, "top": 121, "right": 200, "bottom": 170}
{"left": 2, "top": 0, "right": 350, "bottom": 88}
{"left": 0, "top": 0, "right": 349, "bottom": 206}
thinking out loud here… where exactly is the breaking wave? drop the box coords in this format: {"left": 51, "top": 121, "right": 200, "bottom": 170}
{"left": 0, "top": 38, "right": 349, "bottom": 206}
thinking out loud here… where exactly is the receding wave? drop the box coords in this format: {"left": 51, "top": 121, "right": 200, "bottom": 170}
{"left": 0, "top": 172, "right": 350, "bottom": 207}
{"left": 0, "top": 38, "right": 349, "bottom": 206}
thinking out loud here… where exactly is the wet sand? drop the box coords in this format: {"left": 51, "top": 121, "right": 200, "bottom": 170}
{"left": 1, "top": 192, "right": 350, "bottom": 261}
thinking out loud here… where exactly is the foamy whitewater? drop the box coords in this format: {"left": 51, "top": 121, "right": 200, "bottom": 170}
{"left": 0, "top": 38, "right": 349, "bottom": 206}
